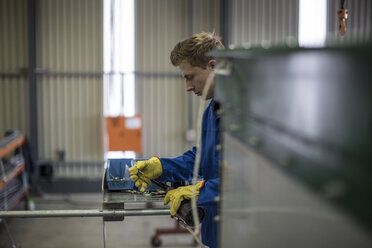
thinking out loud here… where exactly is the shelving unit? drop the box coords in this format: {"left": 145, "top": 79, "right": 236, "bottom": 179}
{"left": 0, "top": 132, "right": 29, "bottom": 212}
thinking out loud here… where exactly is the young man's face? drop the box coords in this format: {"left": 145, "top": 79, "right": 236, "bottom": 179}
{"left": 178, "top": 60, "right": 215, "bottom": 100}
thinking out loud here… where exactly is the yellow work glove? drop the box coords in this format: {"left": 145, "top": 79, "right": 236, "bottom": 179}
{"left": 128, "top": 157, "right": 163, "bottom": 192}
{"left": 164, "top": 181, "right": 204, "bottom": 216}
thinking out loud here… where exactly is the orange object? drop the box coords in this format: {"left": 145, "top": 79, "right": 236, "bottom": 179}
{"left": 0, "top": 162, "right": 25, "bottom": 190}
{"left": 0, "top": 136, "right": 25, "bottom": 158}
{"left": 106, "top": 115, "right": 142, "bottom": 153}
{"left": 338, "top": 8, "right": 348, "bottom": 35}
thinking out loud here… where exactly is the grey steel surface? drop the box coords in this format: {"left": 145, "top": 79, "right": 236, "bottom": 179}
{"left": 219, "top": 133, "right": 372, "bottom": 248}
{"left": 213, "top": 46, "right": 372, "bottom": 231}
{"left": 213, "top": 46, "right": 372, "bottom": 247}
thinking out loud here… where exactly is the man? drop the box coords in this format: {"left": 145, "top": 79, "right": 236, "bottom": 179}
{"left": 129, "top": 32, "right": 224, "bottom": 248}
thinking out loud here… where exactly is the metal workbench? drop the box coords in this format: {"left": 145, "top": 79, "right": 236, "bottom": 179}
{"left": 0, "top": 167, "right": 170, "bottom": 247}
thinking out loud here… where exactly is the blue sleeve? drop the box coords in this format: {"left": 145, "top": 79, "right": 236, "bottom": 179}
{"left": 158, "top": 146, "right": 197, "bottom": 182}
{"left": 198, "top": 178, "right": 219, "bottom": 206}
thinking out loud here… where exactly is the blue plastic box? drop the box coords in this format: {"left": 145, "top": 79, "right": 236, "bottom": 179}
{"left": 106, "top": 158, "right": 134, "bottom": 191}
{"left": 106, "top": 158, "right": 163, "bottom": 191}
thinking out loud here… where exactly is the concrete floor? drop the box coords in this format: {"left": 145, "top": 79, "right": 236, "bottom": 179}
{"left": 0, "top": 193, "right": 200, "bottom": 248}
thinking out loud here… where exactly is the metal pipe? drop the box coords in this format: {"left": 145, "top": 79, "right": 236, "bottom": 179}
{"left": 220, "top": 0, "right": 231, "bottom": 46}
{"left": 28, "top": 0, "right": 39, "bottom": 161}
{"left": 0, "top": 209, "right": 170, "bottom": 218}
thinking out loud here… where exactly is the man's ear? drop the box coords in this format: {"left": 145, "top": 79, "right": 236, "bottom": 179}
{"left": 208, "top": 60, "right": 216, "bottom": 70}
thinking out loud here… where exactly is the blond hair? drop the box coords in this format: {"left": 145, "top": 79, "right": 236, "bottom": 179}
{"left": 170, "top": 32, "right": 224, "bottom": 69}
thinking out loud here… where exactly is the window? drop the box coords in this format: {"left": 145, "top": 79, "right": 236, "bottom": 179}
{"left": 298, "top": 0, "right": 327, "bottom": 47}
{"left": 104, "top": 0, "right": 136, "bottom": 159}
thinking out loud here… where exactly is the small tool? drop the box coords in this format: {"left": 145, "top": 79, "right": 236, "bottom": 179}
{"left": 137, "top": 170, "right": 169, "bottom": 190}
{"left": 136, "top": 169, "right": 205, "bottom": 227}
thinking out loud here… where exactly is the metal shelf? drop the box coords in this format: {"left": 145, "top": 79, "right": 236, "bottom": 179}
{"left": 0, "top": 162, "right": 25, "bottom": 190}
{"left": 0, "top": 132, "right": 29, "bottom": 213}
{"left": 0, "top": 135, "right": 25, "bottom": 159}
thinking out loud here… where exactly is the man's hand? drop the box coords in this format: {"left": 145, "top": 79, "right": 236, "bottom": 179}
{"left": 164, "top": 181, "right": 204, "bottom": 216}
{"left": 128, "top": 157, "right": 162, "bottom": 192}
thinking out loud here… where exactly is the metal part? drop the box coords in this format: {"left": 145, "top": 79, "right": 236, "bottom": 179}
{"left": 337, "top": 8, "right": 348, "bottom": 35}
{"left": 175, "top": 200, "right": 206, "bottom": 227}
{"left": 137, "top": 170, "right": 169, "bottom": 191}
{"left": 0, "top": 209, "right": 170, "bottom": 218}
{"left": 102, "top": 219, "right": 107, "bottom": 248}
{"left": 213, "top": 46, "right": 372, "bottom": 247}
{"left": 102, "top": 202, "right": 124, "bottom": 222}
{"left": 338, "top": 0, "right": 348, "bottom": 35}
{"left": 28, "top": 0, "right": 38, "bottom": 161}
{"left": 102, "top": 185, "right": 165, "bottom": 203}
{"left": 212, "top": 48, "right": 372, "bottom": 228}
{"left": 2, "top": 219, "right": 17, "bottom": 247}
{"left": 219, "top": 133, "right": 372, "bottom": 248}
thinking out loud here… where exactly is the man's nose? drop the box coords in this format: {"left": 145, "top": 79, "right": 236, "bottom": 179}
{"left": 185, "top": 81, "right": 194, "bottom": 91}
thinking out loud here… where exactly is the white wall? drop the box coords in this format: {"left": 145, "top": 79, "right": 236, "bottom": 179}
{"left": 135, "top": 0, "right": 221, "bottom": 158}
{"left": 230, "top": 0, "right": 299, "bottom": 47}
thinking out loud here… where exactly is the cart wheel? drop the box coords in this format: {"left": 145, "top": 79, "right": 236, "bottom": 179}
{"left": 151, "top": 236, "right": 162, "bottom": 247}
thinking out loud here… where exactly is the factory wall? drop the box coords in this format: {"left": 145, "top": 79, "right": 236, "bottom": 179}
{"left": 230, "top": 0, "right": 299, "bottom": 47}
{"left": 0, "top": 0, "right": 104, "bottom": 178}
{"left": 135, "top": 0, "right": 371, "bottom": 170}
{"left": 0, "top": 0, "right": 29, "bottom": 138}
{"left": 1, "top": 0, "right": 370, "bottom": 179}
{"left": 36, "top": 0, "right": 104, "bottom": 178}
{"left": 189, "top": 0, "right": 221, "bottom": 151}
{"left": 0, "top": 0, "right": 221, "bottom": 178}
{"left": 229, "top": 0, "right": 372, "bottom": 47}
{"left": 135, "top": 0, "right": 220, "bottom": 158}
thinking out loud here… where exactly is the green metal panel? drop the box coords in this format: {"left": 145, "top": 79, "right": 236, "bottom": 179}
{"left": 213, "top": 46, "right": 372, "bottom": 231}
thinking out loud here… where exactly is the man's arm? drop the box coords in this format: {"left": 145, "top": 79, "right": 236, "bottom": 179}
{"left": 158, "top": 146, "right": 197, "bottom": 182}
{"left": 198, "top": 178, "right": 219, "bottom": 206}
